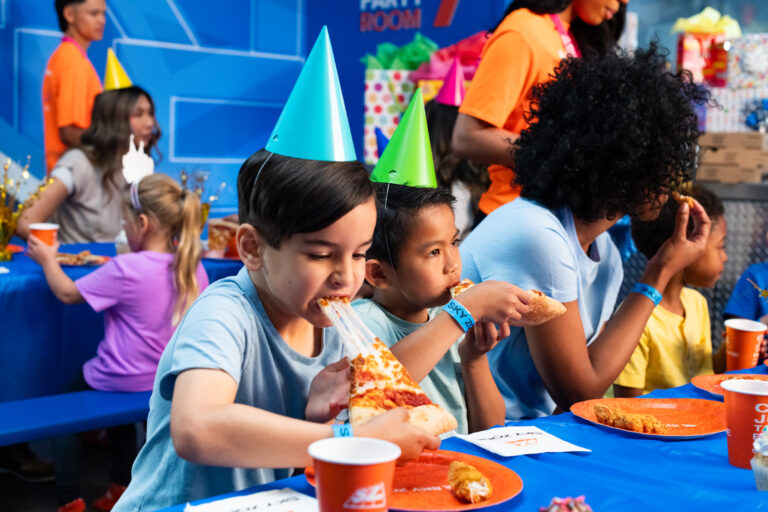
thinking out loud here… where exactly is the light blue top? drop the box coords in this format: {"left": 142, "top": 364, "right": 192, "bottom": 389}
{"left": 352, "top": 299, "right": 467, "bottom": 435}
{"left": 113, "top": 267, "right": 344, "bottom": 511}
{"left": 460, "top": 198, "right": 623, "bottom": 420}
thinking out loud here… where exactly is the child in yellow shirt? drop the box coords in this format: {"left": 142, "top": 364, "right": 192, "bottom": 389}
{"left": 614, "top": 185, "right": 727, "bottom": 397}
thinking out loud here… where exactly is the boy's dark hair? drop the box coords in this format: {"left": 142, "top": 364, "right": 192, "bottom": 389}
{"left": 424, "top": 100, "right": 489, "bottom": 215}
{"left": 367, "top": 183, "right": 455, "bottom": 268}
{"left": 515, "top": 43, "right": 710, "bottom": 223}
{"left": 237, "top": 150, "right": 374, "bottom": 248}
{"left": 492, "top": 0, "right": 626, "bottom": 57}
{"left": 632, "top": 185, "right": 725, "bottom": 260}
{"left": 55, "top": 0, "right": 86, "bottom": 32}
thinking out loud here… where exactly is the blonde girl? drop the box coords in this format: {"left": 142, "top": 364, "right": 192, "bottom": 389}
{"left": 27, "top": 173, "right": 209, "bottom": 512}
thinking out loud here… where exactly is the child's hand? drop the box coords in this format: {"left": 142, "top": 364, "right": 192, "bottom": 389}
{"left": 355, "top": 408, "right": 440, "bottom": 463}
{"left": 26, "top": 235, "right": 60, "bottom": 266}
{"left": 459, "top": 321, "right": 509, "bottom": 360}
{"left": 305, "top": 358, "right": 350, "bottom": 423}
{"left": 647, "top": 200, "right": 711, "bottom": 277}
{"left": 458, "top": 281, "right": 531, "bottom": 327}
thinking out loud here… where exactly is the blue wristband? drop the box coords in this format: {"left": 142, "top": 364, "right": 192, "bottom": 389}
{"left": 332, "top": 424, "right": 353, "bottom": 438}
{"left": 443, "top": 299, "right": 475, "bottom": 332}
{"left": 631, "top": 283, "right": 662, "bottom": 306}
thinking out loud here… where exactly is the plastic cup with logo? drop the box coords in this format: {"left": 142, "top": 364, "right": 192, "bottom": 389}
{"left": 308, "top": 437, "right": 400, "bottom": 512}
{"left": 724, "top": 318, "right": 766, "bottom": 371}
{"left": 721, "top": 379, "right": 768, "bottom": 469}
{"left": 28, "top": 223, "right": 59, "bottom": 246}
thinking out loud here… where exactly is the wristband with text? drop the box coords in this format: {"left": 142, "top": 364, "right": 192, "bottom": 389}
{"left": 443, "top": 299, "right": 475, "bottom": 332}
{"left": 332, "top": 423, "right": 353, "bottom": 438}
{"left": 630, "top": 283, "right": 662, "bottom": 306}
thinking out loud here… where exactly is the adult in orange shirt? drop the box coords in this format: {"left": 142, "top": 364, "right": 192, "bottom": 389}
{"left": 43, "top": 0, "right": 105, "bottom": 172}
{"left": 452, "top": 0, "right": 628, "bottom": 219}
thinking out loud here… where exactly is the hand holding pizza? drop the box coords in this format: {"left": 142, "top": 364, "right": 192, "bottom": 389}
{"left": 304, "top": 358, "right": 350, "bottom": 424}
{"left": 456, "top": 281, "right": 532, "bottom": 327}
{"left": 354, "top": 408, "right": 441, "bottom": 463}
{"left": 646, "top": 199, "right": 711, "bottom": 278}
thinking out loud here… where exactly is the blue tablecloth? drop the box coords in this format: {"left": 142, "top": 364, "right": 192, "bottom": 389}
{"left": 159, "top": 366, "right": 768, "bottom": 511}
{"left": 0, "top": 241, "right": 242, "bottom": 402}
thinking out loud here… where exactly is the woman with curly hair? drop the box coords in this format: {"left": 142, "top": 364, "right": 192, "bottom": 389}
{"left": 19, "top": 85, "right": 161, "bottom": 243}
{"left": 453, "top": 0, "right": 628, "bottom": 221}
{"left": 459, "top": 45, "right": 711, "bottom": 420}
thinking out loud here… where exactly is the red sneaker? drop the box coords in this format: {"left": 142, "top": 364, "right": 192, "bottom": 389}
{"left": 58, "top": 498, "right": 86, "bottom": 512}
{"left": 91, "top": 482, "right": 128, "bottom": 511}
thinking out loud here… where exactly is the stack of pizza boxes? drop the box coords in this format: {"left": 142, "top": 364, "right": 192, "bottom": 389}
{"left": 698, "top": 132, "right": 768, "bottom": 183}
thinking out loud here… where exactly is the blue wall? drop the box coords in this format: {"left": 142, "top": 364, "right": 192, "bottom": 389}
{"left": 0, "top": 0, "right": 518, "bottom": 213}
{"left": 0, "top": 0, "right": 306, "bottom": 214}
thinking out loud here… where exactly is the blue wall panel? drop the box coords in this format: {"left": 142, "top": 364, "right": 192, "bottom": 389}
{"left": 0, "top": 0, "right": 304, "bottom": 213}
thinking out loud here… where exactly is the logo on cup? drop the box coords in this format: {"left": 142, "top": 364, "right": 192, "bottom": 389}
{"left": 343, "top": 482, "right": 386, "bottom": 510}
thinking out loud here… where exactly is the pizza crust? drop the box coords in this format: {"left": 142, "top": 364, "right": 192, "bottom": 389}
{"left": 523, "top": 290, "right": 567, "bottom": 326}
{"left": 407, "top": 404, "right": 458, "bottom": 436}
{"left": 349, "top": 404, "right": 458, "bottom": 436}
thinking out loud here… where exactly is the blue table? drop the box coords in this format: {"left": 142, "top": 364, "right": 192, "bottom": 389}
{"left": 0, "top": 241, "right": 242, "bottom": 402}
{"left": 160, "top": 366, "right": 768, "bottom": 511}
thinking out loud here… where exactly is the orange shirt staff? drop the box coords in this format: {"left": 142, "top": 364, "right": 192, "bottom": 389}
{"left": 43, "top": 0, "right": 105, "bottom": 173}
{"left": 452, "top": 0, "right": 628, "bottom": 217}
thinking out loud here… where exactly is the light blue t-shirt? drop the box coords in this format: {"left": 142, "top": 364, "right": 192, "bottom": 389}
{"left": 114, "top": 267, "right": 344, "bottom": 511}
{"left": 724, "top": 263, "right": 768, "bottom": 321}
{"left": 352, "top": 299, "right": 468, "bottom": 435}
{"left": 460, "top": 198, "right": 622, "bottom": 420}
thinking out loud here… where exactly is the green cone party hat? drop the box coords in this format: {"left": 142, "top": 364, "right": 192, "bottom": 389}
{"left": 370, "top": 88, "right": 436, "bottom": 188}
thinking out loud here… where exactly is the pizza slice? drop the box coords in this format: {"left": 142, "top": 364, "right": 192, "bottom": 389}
{"left": 349, "top": 339, "right": 458, "bottom": 435}
{"left": 318, "top": 297, "right": 458, "bottom": 436}
{"left": 449, "top": 280, "right": 566, "bottom": 326}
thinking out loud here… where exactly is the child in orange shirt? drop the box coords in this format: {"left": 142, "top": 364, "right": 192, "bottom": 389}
{"left": 43, "top": 0, "right": 105, "bottom": 172}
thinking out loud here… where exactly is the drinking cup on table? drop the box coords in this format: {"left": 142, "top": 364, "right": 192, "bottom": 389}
{"left": 308, "top": 437, "right": 400, "bottom": 512}
{"left": 724, "top": 318, "right": 766, "bottom": 371}
{"left": 721, "top": 379, "right": 768, "bottom": 469}
{"left": 28, "top": 223, "right": 59, "bottom": 246}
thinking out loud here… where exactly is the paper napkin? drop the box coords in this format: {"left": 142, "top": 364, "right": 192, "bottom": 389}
{"left": 184, "top": 488, "right": 317, "bottom": 512}
{"left": 457, "top": 426, "right": 590, "bottom": 457}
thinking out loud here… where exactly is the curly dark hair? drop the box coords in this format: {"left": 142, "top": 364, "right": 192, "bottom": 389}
{"left": 491, "top": 0, "right": 626, "bottom": 57}
{"left": 632, "top": 185, "right": 724, "bottom": 260}
{"left": 514, "top": 43, "right": 710, "bottom": 223}
{"left": 424, "top": 100, "right": 489, "bottom": 216}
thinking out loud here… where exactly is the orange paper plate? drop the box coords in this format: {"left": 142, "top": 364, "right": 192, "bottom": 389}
{"left": 306, "top": 449, "right": 522, "bottom": 511}
{"left": 571, "top": 398, "right": 725, "bottom": 439}
{"left": 692, "top": 373, "right": 768, "bottom": 397}
{"left": 7, "top": 244, "right": 23, "bottom": 254}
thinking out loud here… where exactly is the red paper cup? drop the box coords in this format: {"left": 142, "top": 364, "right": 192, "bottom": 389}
{"left": 721, "top": 379, "right": 768, "bottom": 469}
{"left": 725, "top": 318, "right": 766, "bottom": 371}
{"left": 308, "top": 437, "right": 400, "bottom": 512}
{"left": 29, "top": 223, "right": 59, "bottom": 246}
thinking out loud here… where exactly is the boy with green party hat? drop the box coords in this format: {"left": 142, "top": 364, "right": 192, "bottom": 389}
{"left": 355, "top": 90, "right": 533, "bottom": 434}
{"left": 113, "top": 27, "right": 440, "bottom": 512}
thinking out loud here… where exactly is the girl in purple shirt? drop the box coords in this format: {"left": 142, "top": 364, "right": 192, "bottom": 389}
{"left": 27, "top": 173, "right": 209, "bottom": 512}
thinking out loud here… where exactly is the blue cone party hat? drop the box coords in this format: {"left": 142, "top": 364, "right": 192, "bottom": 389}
{"left": 265, "top": 26, "right": 356, "bottom": 161}
{"left": 374, "top": 126, "right": 389, "bottom": 157}
{"left": 370, "top": 88, "right": 437, "bottom": 188}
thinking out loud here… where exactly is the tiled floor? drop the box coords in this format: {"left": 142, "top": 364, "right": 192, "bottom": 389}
{"left": 0, "top": 437, "right": 118, "bottom": 512}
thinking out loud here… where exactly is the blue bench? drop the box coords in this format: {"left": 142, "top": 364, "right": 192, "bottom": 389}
{"left": 0, "top": 390, "right": 152, "bottom": 446}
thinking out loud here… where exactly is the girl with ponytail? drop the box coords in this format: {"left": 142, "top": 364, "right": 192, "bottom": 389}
{"left": 27, "top": 173, "right": 209, "bottom": 512}
{"left": 453, "top": 0, "right": 628, "bottom": 222}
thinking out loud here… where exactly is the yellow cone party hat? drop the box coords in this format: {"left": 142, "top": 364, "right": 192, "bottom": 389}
{"left": 104, "top": 49, "right": 133, "bottom": 91}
